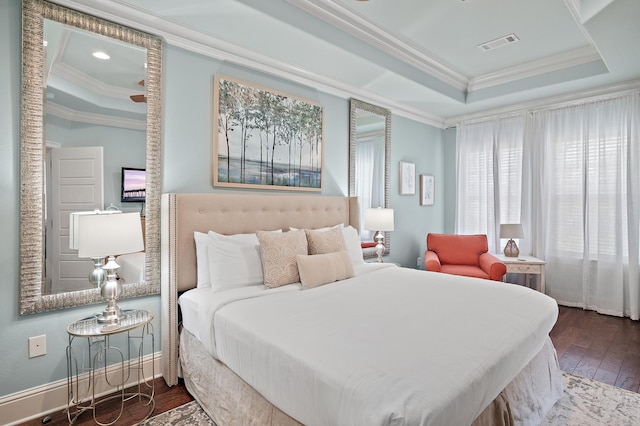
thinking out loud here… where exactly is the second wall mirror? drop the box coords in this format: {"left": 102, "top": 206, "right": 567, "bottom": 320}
{"left": 349, "top": 99, "right": 391, "bottom": 258}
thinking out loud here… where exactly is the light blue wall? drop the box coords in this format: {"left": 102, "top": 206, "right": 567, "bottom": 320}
{"left": 390, "top": 115, "right": 445, "bottom": 268}
{"left": 0, "top": 0, "right": 158, "bottom": 397}
{"left": 1, "top": 0, "right": 445, "bottom": 398}
{"left": 162, "top": 45, "right": 445, "bottom": 267}
{"left": 162, "top": 47, "right": 348, "bottom": 195}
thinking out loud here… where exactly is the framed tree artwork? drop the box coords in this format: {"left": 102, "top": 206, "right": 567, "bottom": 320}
{"left": 213, "top": 76, "right": 324, "bottom": 191}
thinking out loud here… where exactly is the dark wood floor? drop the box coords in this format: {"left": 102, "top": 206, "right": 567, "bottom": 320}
{"left": 19, "top": 378, "right": 194, "bottom": 426}
{"left": 19, "top": 306, "right": 640, "bottom": 425}
{"left": 551, "top": 305, "right": 640, "bottom": 393}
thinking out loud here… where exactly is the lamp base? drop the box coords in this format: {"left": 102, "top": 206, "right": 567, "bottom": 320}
{"left": 97, "top": 307, "right": 125, "bottom": 324}
{"left": 504, "top": 239, "right": 520, "bottom": 257}
{"left": 374, "top": 231, "right": 385, "bottom": 263}
{"left": 88, "top": 257, "right": 106, "bottom": 289}
{"left": 97, "top": 256, "right": 125, "bottom": 324}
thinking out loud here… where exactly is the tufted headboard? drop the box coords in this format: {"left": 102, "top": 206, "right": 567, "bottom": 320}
{"left": 160, "top": 192, "right": 360, "bottom": 385}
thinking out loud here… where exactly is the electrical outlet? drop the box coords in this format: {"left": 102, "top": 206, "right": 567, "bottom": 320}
{"left": 28, "top": 335, "right": 46, "bottom": 358}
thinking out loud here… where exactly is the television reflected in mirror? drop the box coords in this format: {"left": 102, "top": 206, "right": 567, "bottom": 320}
{"left": 121, "top": 167, "right": 146, "bottom": 203}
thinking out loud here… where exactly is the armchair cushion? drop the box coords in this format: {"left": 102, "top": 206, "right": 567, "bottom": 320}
{"left": 424, "top": 250, "right": 441, "bottom": 272}
{"left": 425, "top": 233, "right": 506, "bottom": 281}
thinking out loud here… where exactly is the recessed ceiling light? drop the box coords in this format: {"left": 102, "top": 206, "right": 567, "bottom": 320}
{"left": 92, "top": 51, "right": 110, "bottom": 60}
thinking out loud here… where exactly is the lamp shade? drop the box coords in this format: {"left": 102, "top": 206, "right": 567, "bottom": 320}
{"left": 364, "top": 208, "right": 394, "bottom": 231}
{"left": 500, "top": 223, "right": 524, "bottom": 239}
{"left": 74, "top": 211, "right": 144, "bottom": 258}
{"left": 69, "top": 210, "right": 119, "bottom": 250}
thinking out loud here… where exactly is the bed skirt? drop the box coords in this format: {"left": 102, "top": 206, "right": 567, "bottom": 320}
{"left": 179, "top": 329, "right": 562, "bottom": 426}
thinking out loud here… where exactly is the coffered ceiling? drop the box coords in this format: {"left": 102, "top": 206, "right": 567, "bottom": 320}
{"left": 51, "top": 0, "right": 640, "bottom": 127}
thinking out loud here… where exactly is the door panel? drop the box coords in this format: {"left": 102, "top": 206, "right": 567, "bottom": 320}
{"left": 47, "top": 146, "right": 104, "bottom": 293}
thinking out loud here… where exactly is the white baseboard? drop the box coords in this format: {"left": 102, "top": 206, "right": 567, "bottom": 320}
{"left": 0, "top": 352, "right": 162, "bottom": 426}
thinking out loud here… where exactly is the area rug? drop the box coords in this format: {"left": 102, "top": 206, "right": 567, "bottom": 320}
{"left": 141, "top": 372, "right": 640, "bottom": 425}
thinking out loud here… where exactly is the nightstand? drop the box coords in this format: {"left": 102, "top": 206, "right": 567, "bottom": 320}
{"left": 494, "top": 254, "right": 546, "bottom": 293}
{"left": 66, "top": 309, "right": 155, "bottom": 425}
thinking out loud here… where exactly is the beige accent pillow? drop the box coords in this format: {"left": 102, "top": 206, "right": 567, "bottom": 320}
{"left": 305, "top": 227, "right": 346, "bottom": 255}
{"left": 257, "top": 229, "right": 308, "bottom": 288}
{"left": 297, "top": 250, "right": 354, "bottom": 289}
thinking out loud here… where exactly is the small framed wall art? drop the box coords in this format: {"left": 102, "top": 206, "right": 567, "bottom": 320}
{"left": 420, "top": 174, "right": 435, "bottom": 205}
{"left": 399, "top": 161, "right": 415, "bottom": 195}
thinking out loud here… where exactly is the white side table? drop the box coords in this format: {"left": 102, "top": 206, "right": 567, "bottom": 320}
{"left": 494, "top": 254, "right": 546, "bottom": 293}
{"left": 66, "top": 309, "right": 155, "bottom": 425}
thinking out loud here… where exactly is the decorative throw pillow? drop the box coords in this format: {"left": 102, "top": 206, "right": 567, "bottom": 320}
{"left": 297, "top": 250, "right": 354, "bottom": 289}
{"left": 305, "top": 227, "right": 346, "bottom": 255}
{"left": 257, "top": 229, "right": 308, "bottom": 288}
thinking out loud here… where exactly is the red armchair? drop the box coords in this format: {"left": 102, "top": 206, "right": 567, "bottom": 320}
{"left": 424, "top": 233, "right": 506, "bottom": 281}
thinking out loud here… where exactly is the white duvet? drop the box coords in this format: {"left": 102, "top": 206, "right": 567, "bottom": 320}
{"left": 179, "top": 264, "right": 558, "bottom": 426}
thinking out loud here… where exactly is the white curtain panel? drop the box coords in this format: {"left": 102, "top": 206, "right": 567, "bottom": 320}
{"left": 355, "top": 138, "right": 384, "bottom": 240}
{"left": 456, "top": 115, "right": 525, "bottom": 253}
{"left": 456, "top": 91, "right": 640, "bottom": 318}
{"left": 530, "top": 93, "right": 640, "bottom": 319}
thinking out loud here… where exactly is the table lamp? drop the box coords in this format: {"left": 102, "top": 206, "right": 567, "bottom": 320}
{"left": 500, "top": 223, "right": 524, "bottom": 257}
{"left": 364, "top": 208, "right": 394, "bottom": 263}
{"left": 72, "top": 211, "right": 144, "bottom": 324}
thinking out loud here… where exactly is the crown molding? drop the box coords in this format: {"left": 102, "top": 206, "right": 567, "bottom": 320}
{"left": 444, "top": 78, "right": 640, "bottom": 127}
{"left": 50, "top": 0, "right": 447, "bottom": 128}
{"left": 287, "top": 0, "right": 605, "bottom": 96}
{"left": 52, "top": 0, "right": 615, "bottom": 130}
{"left": 52, "top": 62, "right": 134, "bottom": 100}
{"left": 287, "top": 0, "right": 468, "bottom": 91}
{"left": 46, "top": 102, "right": 146, "bottom": 130}
{"left": 467, "top": 46, "right": 603, "bottom": 92}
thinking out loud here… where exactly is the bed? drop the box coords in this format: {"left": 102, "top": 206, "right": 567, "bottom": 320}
{"left": 117, "top": 252, "right": 146, "bottom": 284}
{"left": 161, "top": 193, "right": 563, "bottom": 426}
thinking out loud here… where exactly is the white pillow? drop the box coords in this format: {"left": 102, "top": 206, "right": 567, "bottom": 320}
{"left": 342, "top": 226, "right": 365, "bottom": 266}
{"left": 206, "top": 230, "right": 281, "bottom": 292}
{"left": 194, "top": 231, "right": 211, "bottom": 288}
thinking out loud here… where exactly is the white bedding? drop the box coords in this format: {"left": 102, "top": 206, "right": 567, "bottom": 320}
{"left": 116, "top": 252, "right": 145, "bottom": 283}
{"left": 179, "top": 264, "right": 558, "bottom": 426}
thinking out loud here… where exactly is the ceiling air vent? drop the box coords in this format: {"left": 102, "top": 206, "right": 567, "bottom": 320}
{"left": 478, "top": 33, "right": 519, "bottom": 51}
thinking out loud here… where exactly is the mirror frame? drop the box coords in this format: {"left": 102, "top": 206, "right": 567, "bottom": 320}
{"left": 20, "top": 0, "right": 162, "bottom": 314}
{"left": 348, "top": 98, "right": 391, "bottom": 257}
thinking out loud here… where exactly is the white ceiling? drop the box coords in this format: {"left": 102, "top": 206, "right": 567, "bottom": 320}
{"left": 52, "top": 0, "right": 640, "bottom": 128}
{"left": 44, "top": 18, "right": 147, "bottom": 129}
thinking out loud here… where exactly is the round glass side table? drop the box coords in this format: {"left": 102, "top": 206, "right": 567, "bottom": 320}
{"left": 66, "top": 309, "right": 155, "bottom": 425}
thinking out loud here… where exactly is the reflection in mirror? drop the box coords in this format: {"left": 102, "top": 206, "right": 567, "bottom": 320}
{"left": 20, "top": 0, "right": 162, "bottom": 314}
{"left": 349, "top": 99, "right": 391, "bottom": 258}
{"left": 44, "top": 19, "right": 147, "bottom": 294}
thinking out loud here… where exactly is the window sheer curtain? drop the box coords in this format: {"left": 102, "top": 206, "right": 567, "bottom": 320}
{"left": 456, "top": 115, "right": 525, "bottom": 253}
{"left": 457, "top": 92, "right": 640, "bottom": 318}
{"left": 529, "top": 94, "right": 640, "bottom": 319}
{"left": 355, "top": 137, "right": 385, "bottom": 240}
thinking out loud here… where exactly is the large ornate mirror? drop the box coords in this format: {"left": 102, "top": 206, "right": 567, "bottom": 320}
{"left": 349, "top": 99, "right": 391, "bottom": 258}
{"left": 20, "top": 0, "right": 162, "bottom": 314}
